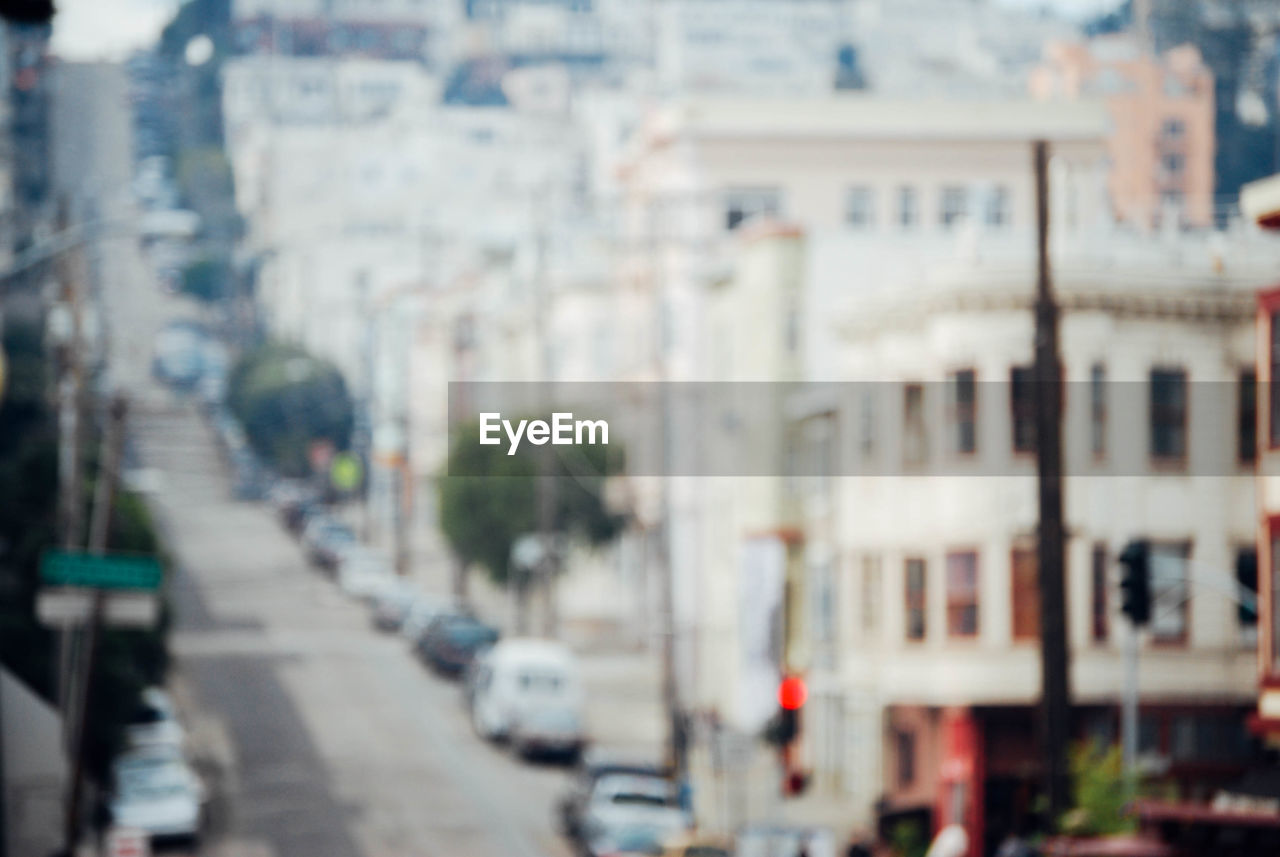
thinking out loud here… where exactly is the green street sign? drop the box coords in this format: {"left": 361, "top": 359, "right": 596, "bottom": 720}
{"left": 40, "top": 551, "right": 163, "bottom": 591}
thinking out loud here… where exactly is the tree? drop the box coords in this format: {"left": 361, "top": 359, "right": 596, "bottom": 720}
{"left": 0, "top": 318, "right": 172, "bottom": 783}
{"left": 1059, "top": 741, "right": 1137, "bottom": 837}
{"left": 438, "top": 420, "right": 626, "bottom": 594}
{"left": 227, "top": 342, "right": 354, "bottom": 477}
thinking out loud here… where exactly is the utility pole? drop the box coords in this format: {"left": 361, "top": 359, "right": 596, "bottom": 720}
{"left": 62, "top": 394, "right": 128, "bottom": 855}
{"left": 533, "top": 183, "right": 559, "bottom": 638}
{"left": 1033, "top": 139, "right": 1071, "bottom": 826}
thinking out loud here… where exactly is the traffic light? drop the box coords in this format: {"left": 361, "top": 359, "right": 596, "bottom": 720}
{"left": 762, "top": 675, "right": 809, "bottom": 796}
{"left": 1118, "top": 539, "right": 1151, "bottom": 626}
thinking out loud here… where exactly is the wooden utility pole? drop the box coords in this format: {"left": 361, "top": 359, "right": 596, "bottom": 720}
{"left": 63, "top": 394, "right": 128, "bottom": 855}
{"left": 1033, "top": 140, "right": 1072, "bottom": 826}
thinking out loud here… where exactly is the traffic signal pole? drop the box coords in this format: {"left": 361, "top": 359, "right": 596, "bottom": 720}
{"left": 1118, "top": 539, "right": 1151, "bottom": 775}
{"left": 1033, "top": 140, "right": 1072, "bottom": 825}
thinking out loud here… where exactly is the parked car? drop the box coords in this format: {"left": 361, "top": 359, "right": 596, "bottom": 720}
{"left": 469, "top": 638, "right": 586, "bottom": 761}
{"left": 578, "top": 773, "right": 691, "bottom": 857}
{"left": 336, "top": 548, "right": 396, "bottom": 600}
{"left": 301, "top": 516, "right": 355, "bottom": 569}
{"left": 109, "top": 746, "right": 206, "bottom": 843}
{"left": 415, "top": 614, "right": 499, "bottom": 677}
{"left": 371, "top": 583, "right": 423, "bottom": 632}
{"left": 400, "top": 594, "right": 461, "bottom": 641}
{"left": 124, "top": 687, "right": 185, "bottom": 750}
{"left": 560, "top": 752, "right": 672, "bottom": 844}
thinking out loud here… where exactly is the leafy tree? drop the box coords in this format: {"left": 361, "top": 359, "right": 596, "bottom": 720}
{"left": 438, "top": 419, "right": 626, "bottom": 591}
{"left": 1059, "top": 741, "right": 1137, "bottom": 836}
{"left": 227, "top": 342, "right": 354, "bottom": 477}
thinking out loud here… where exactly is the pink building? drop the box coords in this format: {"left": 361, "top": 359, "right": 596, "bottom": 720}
{"left": 1030, "top": 36, "right": 1215, "bottom": 229}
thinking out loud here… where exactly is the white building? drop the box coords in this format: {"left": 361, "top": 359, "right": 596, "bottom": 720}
{"left": 778, "top": 223, "right": 1280, "bottom": 850}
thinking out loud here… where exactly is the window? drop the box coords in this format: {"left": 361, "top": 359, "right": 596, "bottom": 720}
{"left": 1162, "top": 118, "right": 1186, "bottom": 140}
{"left": 1011, "top": 366, "right": 1036, "bottom": 453}
{"left": 858, "top": 389, "right": 876, "bottom": 460}
{"left": 1091, "top": 544, "right": 1109, "bottom": 642}
{"left": 1150, "top": 368, "right": 1188, "bottom": 462}
{"left": 1240, "top": 369, "right": 1257, "bottom": 465}
{"left": 1161, "top": 152, "right": 1185, "bottom": 177}
{"left": 724, "top": 187, "right": 781, "bottom": 230}
{"left": 813, "top": 559, "right": 837, "bottom": 667}
{"left": 1237, "top": 546, "right": 1258, "bottom": 647}
{"left": 1149, "top": 543, "right": 1190, "bottom": 644}
{"left": 1271, "top": 312, "right": 1280, "bottom": 446}
{"left": 905, "top": 558, "right": 927, "bottom": 641}
{"left": 846, "top": 185, "right": 875, "bottom": 228}
{"left": 947, "top": 369, "right": 977, "bottom": 455}
{"left": 1011, "top": 546, "right": 1040, "bottom": 641}
{"left": 896, "top": 730, "right": 916, "bottom": 787}
{"left": 984, "top": 185, "right": 1010, "bottom": 227}
{"left": 940, "top": 185, "right": 968, "bottom": 227}
{"left": 897, "top": 185, "right": 918, "bottom": 229}
{"left": 1090, "top": 363, "right": 1107, "bottom": 458}
{"left": 946, "top": 551, "right": 979, "bottom": 637}
{"left": 861, "top": 554, "right": 882, "bottom": 636}
{"left": 903, "top": 383, "right": 927, "bottom": 466}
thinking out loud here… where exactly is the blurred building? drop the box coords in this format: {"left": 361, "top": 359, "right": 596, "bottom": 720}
{"left": 782, "top": 224, "right": 1280, "bottom": 855}
{"left": 653, "top": 0, "right": 850, "bottom": 96}
{"left": 1030, "top": 35, "right": 1216, "bottom": 229}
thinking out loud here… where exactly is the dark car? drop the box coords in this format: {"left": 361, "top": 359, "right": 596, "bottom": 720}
{"left": 415, "top": 614, "right": 498, "bottom": 677}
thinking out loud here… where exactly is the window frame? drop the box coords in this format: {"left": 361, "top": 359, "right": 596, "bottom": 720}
{"left": 1240, "top": 367, "right": 1258, "bottom": 466}
{"left": 1010, "top": 365, "right": 1036, "bottom": 455}
{"left": 723, "top": 186, "right": 782, "bottom": 231}
{"left": 896, "top": 185, "right": 918, "bottom": 229}
{"left": 1149, "top": 541, "right": 1192, "bottom": 646}
{"left": 903, "top": 382, "right": 928, "bottom": 467}
{"left": 1091, "top": 543, "right": 1109, "bottom": 644}
{"left": 947, "top": 368, "right": 978, "bottom": 457}
{"left": 845, "top": 184, "right": 876, "bottom": 229}
{"left": 1090, "top": 363, "right": 1107, "bottom": 460}
{"left": 905, "top": 557, "right": 927, "bottom": 642}
{"left": 1011, "top": 545, "right": 1040, "bottom": 642}
{"left": 945, "top": 549, "right": 980, "bottom": 639}
{"left": 940, "top": 185, "right": 968, "bottom": 228}
{"left": 1149, "top": 367, "right": 1189, "bottom": 466}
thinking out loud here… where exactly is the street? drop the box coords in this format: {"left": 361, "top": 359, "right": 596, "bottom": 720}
{"left": 57, "top": 61, "right": 579, "bottom": 857}
{"left": 136, "top": 399, "right": 575, "bottom": 857}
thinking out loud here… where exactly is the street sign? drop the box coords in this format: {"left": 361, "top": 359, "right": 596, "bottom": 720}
{"left": 106, "top": 826, "right": 151, "bottom": 857}
{"left": 36, "top": 588, "right": 159, "bottom": 628}
{"left": 40, "top": 551, "right": 162, "bottom": 590}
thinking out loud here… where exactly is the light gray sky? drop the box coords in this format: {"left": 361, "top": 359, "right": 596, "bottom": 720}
{"left": 49, "top": 0, "right": 1128, "bottom": 61}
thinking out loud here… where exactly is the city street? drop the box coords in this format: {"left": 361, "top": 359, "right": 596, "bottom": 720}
{"left": 57, "top": 61, "right": 579, "bottom": 857}
{"left": 135, "top": 399, "right": 575, "bottom": 857}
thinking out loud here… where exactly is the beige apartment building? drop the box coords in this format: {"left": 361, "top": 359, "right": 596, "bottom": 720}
{"left": 1030, "top": 35, "right": 1216, "bottom": 229}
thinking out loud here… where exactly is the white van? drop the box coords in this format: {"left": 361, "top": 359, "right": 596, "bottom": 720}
{"left": 470, "top": 638, "right": 586, "bottom": 760}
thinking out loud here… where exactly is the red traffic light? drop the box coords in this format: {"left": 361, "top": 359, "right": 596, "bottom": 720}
{"left": 778, "top": 675, "right": 807, "bottom": 711}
